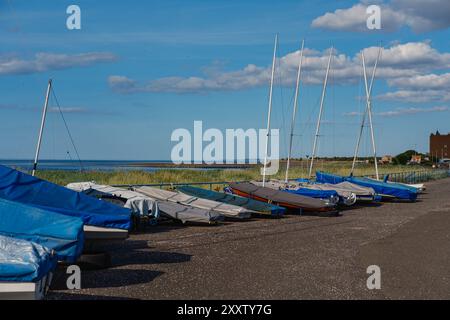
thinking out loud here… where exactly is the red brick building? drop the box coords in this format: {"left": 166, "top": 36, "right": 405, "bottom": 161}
{"left": 430, "top": 131, "right": 450, "bottom": 159}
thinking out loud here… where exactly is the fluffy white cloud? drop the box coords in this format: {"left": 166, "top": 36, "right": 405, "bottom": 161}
{"left": 311, "top": 0, "right": 450, "bottom": 33}
{"left": 109, "top": 41, "right": 450, "bottom": 99}
{"left": 311, "top": 3, "right": 405, "bottom": 32}
{"left": 48, "top": 107, "right": 87, "bottom": 114}
{"left": 345, "top": 106, "right": 449, "bottom": 117}
{"left": 377, "top": 89, "right": 450, "bottom": 102}
{"left": 387, "top": 73, "right": 450, "bottom": 90}
{"left": 0, "top": 52, "right": 117, "bottom": 75}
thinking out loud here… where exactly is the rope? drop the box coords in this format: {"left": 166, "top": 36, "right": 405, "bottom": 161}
{"left": 50, "top": 87, "right": 84, "bottom": 172}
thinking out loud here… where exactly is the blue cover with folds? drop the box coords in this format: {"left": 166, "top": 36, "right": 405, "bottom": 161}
{"left": 315, "top": 171, "right": 417, "bottom": 201}
{"left": 0, "top": 198, "right": 84, "bottom": 263}
{"left": 286, "top": 187, "right": 338, "bottom": 199}
{"left": 0, "top": 235, "right": 57, "bottom": 282}
{"left": 0, "top": 165, "right": 132, "bottom": 230}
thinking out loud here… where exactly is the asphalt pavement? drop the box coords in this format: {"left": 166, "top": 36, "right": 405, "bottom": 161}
{"left": 48, "top": 177, "right": 450, "bottom": 300}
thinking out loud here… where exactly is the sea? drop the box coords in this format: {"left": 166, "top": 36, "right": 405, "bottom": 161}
{"left": 0, "top": 159, "right": 185, "bottom": 172}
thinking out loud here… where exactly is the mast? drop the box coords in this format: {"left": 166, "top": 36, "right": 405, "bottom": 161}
{"left": 350, "top": 46, "right": 382, "bottom": 176}
{"left": 362, "top": 52, "right": 379, "bottom": 180}
{"left": 32, "top": 79, "right": 52, "bottom": 176}
{"left": 285, "top": 40, "right": 305, "bottom": 183}
{"left": 262, "top": 34, "right": 278, "bottom": 187}
{"left": 308, "top": 46, "right": 333, "bottom": 178}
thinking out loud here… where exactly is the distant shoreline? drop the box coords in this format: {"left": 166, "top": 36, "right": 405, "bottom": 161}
{"left": 127, "top": 162, "right": 257, "bottom": 169}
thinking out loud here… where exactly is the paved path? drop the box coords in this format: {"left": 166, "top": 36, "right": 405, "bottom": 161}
{"left": 49, "top": 178, "right": 450, "bottom": 299}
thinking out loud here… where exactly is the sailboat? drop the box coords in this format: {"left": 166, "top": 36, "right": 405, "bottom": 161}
{"left": 227, "top": 36, "right": 337, "bottom": 213}
{"left": 1, "top": 80, "right": 133, "bottom": 248}
{"left": 316, "top": 48, "right": 418, "bottom": 202}
{"left": 262, "top": 44, "right": 366, "bottom": 206}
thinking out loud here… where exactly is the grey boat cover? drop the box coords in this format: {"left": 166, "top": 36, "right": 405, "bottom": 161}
{"left": 157, "top": 201, "right": 223, "bottom": 224}
{"left": 327, "top": 181, "right": 376, "bottom": 197}
{"left": 229, "top": 182, "right": 334, "bottom": 211}
{"left": 135, "top": 186, "right": 254, "bottom": 219}
{"left": 66, "top": 182, "right": 159, "bottom": 218}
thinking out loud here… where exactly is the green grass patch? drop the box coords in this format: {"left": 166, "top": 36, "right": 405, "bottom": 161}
{"left": 33, "top": 161, "right": 423, "bottom": 187}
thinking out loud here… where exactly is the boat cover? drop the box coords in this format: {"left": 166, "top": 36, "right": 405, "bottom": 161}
{"left": 370, "top": 176, "right": 424, "bottom": 192}
{"left": 0, "top": 235, "right": 57, "bottom": 282}
{"left": 157, "top": 201, "right": 223, "bottom": 224}
{"left": 228, "top": 182, "right": 334, "bottom": 211}
{"left": 296, "top": 180, "right": 378, "bottom": 202}
{"left": 0, "top": 165, "right": 132, "bottom": 230}
{"left": 134, "top": 186, "right": 254, "bottom": 219}
{"left": 0, "top": 198, "right": 84, "bottom": 263}
{"left": 178, "top": 185, "right": 285, "bottom": 216}
{"left": 251, "top": 180, "right": 339, "bottom": 203}
{"left": 315, "top": 171, "right": 418, "bottom": 201}
{"left": 66, "top": 182, "right": 159, "bottom": 219}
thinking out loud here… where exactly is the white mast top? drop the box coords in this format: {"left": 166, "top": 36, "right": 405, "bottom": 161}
{"left": 308, "top": 46, "right": 333, "bottom": 178}
{"left": 285, "top": 39, "right": 305, "bottom": 182}
{"left": 262, "top": 34, "right": 278, "bottom": 187}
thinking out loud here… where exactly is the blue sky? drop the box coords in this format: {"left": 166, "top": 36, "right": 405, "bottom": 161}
{"left": 1, "top": 0, "right": 449, "bottom": 160}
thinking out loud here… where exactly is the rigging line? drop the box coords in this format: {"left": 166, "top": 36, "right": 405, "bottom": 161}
{"left": 50, "top": 87, "right": 84, "bottom": 172}
{"left": 355, "top": 63, "right": 364, "bottom": 169}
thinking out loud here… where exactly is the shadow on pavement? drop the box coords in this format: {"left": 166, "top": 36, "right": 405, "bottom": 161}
{"left": 51, "top": 268, "right": 164, "bottom": 290}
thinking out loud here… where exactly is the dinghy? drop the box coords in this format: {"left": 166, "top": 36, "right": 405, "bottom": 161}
{"left": 228, "top": 182, "right": 337, "bottom": 213}
{"left": 178, "top": 185, "right": 285, "bottom": 216}
{"left": 0, "top": 235, "right": 57, "bottom": 300}
{"left": 134, "top": 186, "right": 255, "bottom": 219}
{"left": 367, "top": 175, "right": 425, "bottom": 193}
{"left": 392, "top": 182, "right": 425, "bottom": 192}
{"left": 66, "top": 182, "right": 159, "bottom": 219}
{"left": 67, "top": 182, "right": 221, "bottom": 225}
{"left": 315, "top": 171, "right": 418, "bottom": 202}
{"left": 0, "top": 165, "right": 131, "bottom": 246}
{"left": 157, "top": 201, "right": 223, "bottom": 224}
{"left": 251, "top": 180, "right": 342, "bottom": 205}
{"left": 0, "top": 198, "right": 84, "bottom": 263}
{"left": 296, "top": 179, "right": 379, "bottom": 203}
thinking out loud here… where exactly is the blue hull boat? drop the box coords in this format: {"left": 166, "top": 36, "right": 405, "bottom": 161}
{"left": 0, "top": 165, "right": 132, "bottom": 230}
{"left": 315, "top": 171, "right": 418, "bottom": 202}
{"left": 0, "top": 197, "right": 84, "bottom": 263}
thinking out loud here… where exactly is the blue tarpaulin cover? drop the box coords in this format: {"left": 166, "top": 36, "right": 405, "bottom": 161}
{"left": 315, "top": 171, "right": 418, "bottom": 201}
{"left": 0, "top": 165, "right": 132, "bottom": 230}
{"left": 0, "top": 198, "right": 84, "bottom": 263}
{"left": 0, "top": 235, "right": 57, "bottom": 282}
{"left": 286, "top": 187, "right": 338, "bottom": 200}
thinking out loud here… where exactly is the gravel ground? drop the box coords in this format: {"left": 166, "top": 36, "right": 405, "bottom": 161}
{"left": 48, "top": 177, "right": 450, "bottom": 300}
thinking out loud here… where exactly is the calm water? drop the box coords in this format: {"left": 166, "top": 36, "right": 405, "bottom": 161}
{"left": 0, "top": 160, "right": 173, "bottom": 172}
{"left": 0, "top": 160, "right": 243, "bottom": 172}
